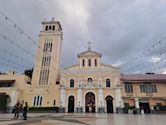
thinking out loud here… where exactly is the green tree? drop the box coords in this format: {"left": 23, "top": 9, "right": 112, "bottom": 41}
{"left": 24, "top": 68, "right": 33, "bottom": 78}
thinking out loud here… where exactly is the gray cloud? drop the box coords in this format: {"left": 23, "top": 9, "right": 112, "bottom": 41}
{"left": 0, "top": 0, "right": 166, "bottom": 73}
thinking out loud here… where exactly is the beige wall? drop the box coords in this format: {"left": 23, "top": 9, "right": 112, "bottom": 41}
{"left": 0, "top": 73, "right": 31, "bottom": 107}
{"left": 121, "top": 81, "right": 166, "bottom": 107}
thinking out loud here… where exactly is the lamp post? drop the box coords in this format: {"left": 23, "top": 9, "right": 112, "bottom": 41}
{"left": 59, "top": 101, "right": 65, "bottom": 113}
{"left": 100, "top": 101, "right": 102, "bottom": 107}
{"left": 60, "top": 101, "right": 62, "bottom": 107}
{"left": 78, "top": 101, "right": 80, "bottom": 107}
{"left": 118, "top": 100, "right": 123, "bottom": 113}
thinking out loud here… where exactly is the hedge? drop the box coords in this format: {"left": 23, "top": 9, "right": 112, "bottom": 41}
{"left": 154, "top": 106, "right": 166, "bottom": 111}
{"left": 29, "top": 106, "right": 59, "bottom": 113}
{"left": 123, "top": 106, "right": 135, "bottom": 114}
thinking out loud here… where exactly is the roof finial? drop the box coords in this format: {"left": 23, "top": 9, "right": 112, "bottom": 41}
{"left": 88, "top": 41, "right": 91, "bottom": 50}
{"left": 52, "top": 17, "right": 54, "bottom": 21}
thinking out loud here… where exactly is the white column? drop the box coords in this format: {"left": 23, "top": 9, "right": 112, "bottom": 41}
{"left": 10, "top": 90, "right": 18, "bottom": 106}
{"left": 115, "top": 88, "right": 123, "bottom": 107}
{"left": 92, "top": 59, "right": 94, "bottom": 69}
{"left": 98, "top": 88, "right": 104, "bottom": 107}
{"left": 60, "top": 87, "right": 66, "bottom": 107}
{"left": 77, "top": 88, "right": 83, "bottom": 107}
{"left": 114, "top": 79, "right": 124, "bottom": 110}
{"left": 97, "top": 58, "right": 100, "bottom": 68}
{"left": 79, "top": 59, "right": 82, "bottom": 69}
{"left": 135, "top": 98, "right": 139, "bottom": 109}
{"left": 84, "top": 58, "right": 86, "bottom": 68}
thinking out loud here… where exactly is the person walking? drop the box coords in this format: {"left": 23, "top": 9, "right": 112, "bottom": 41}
{"left": 13, "top": 102, "right": 21, "bottom": 120}
{"left": 23, "top": 102, "right": 28, "bottom": 120}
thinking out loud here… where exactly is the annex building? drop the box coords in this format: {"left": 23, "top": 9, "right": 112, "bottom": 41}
{"left": 0, "top": 20, "right": 166, "bottom": 113}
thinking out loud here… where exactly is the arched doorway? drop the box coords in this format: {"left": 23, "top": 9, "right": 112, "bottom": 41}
{"left": 68, "top": 96, "right": 75, "bottom": 113}
{"left": 105, "top": 96, "right": 114, "bottom": 113}
{"left": 85, "top": 92, "right": 95, "bottom": 113}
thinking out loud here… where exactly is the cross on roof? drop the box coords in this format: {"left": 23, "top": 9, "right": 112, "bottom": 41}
{"left": 88, "top": 41, "right": 92, "bottom": 50}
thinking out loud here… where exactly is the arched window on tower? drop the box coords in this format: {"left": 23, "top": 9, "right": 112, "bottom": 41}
{"left": 106, "top": 79, "right": 111, "bottom": 87}
{"left": 88, "top": 59, "right": 91, "bottom": 66}
{"left": 46, "top": 43, "right": 48, "bottom": 52}
{"left": 52, "top": 25, "right": 55, "bottom": 30}
{"left": 45, "top": 25, "right": 48, "bottom": 31}
{"left": 49, "top": 25, "right": 52, "bottom": 30}
{"left": 40, "top": 96, "right": 43, "bottom": 106}
{"left": 50, "top": 43, "right": 52, "bottom": 52}
{"left": 33, "top": 97, "right": 36, "bottom": 106}
{"left": 82, "top": 59, "right": 85, "bottom": 66}
{"left": 95, "top": 59, "right": 97, "bottom": 66}
{"left": 70, "top": 79, "right": 74, "bottom": 88}
{"left": 36, "top": 95, "right": 40, "bottom": 105}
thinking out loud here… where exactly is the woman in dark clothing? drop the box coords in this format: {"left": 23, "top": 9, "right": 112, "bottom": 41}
{"left": 23, "top": 102, "right": 28, "bottom": 120}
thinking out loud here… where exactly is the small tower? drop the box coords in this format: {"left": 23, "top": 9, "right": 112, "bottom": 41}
{"left": 32, "top": 19, "right": 63, "bottom": 86}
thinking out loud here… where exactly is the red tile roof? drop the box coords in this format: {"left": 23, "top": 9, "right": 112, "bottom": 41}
{"left": 121, "top": 74, "right": 166, "bottom": 82}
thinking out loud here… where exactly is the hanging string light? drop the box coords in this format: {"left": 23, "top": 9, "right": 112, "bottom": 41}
{"left": 120, "top": 35, "right": 166, "bottom": 70}
{"left": 0, "top": 10, "right": 40, "bottom": 48}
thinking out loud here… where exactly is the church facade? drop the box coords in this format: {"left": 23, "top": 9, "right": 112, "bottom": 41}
{"left": 0, "top": 20, "right": 166, "bottom": 113}
{"left": 60, "top": 48, "right": 123, "bottom": 113}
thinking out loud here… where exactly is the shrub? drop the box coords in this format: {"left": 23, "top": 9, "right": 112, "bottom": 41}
{"left": 154, "top": 106, "right": 166, "bottom": 111}
{"left": 29, "top": 106, "right": 59, "bottom": 113}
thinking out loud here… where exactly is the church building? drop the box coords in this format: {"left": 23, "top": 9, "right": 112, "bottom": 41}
{"left": 0, "top": 19, "right": 165, "bottom": 113}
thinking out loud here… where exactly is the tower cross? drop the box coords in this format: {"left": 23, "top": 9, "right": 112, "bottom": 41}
{"left": 88, "top": 41, "right": 92, "bottom": 50}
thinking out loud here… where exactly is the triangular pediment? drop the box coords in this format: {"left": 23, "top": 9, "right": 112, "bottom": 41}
{"left": 77, "top": 49, "right": 102, "bottom": 57}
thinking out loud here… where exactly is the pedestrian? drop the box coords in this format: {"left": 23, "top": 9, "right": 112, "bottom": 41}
{"left": 141, "top": 107, "right": 144, "bottom": 115}
{"left": 23, "top": 102, "right": 28, "bottom": 120}
{"left": 151, "top": 106, "right": 154, "bottom": 114}
{"left": 13, "top": 102, "right": 21, "bottom": 120}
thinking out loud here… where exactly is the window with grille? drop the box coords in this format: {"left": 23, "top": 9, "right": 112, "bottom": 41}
{"left": 140, "top": 83, "right": 157, "bottom": 93}
{"left": 125, "top": 82, "right": 133, "bottom": 93}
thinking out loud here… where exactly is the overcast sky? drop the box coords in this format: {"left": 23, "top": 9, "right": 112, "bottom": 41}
{"left": 0, "top": 0, "right": 166, "bottom": 74}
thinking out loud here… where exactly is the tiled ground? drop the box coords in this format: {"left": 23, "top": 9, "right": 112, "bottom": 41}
{"left": 0, "top": 113, "right": 166, "bottom": 125}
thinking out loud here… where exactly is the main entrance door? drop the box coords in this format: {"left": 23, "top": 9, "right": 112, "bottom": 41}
{"left": 105, "top": 96, "right": 114, "bottom": 113}
{"left": 85, "top": 92, "right": 95, "bottom": 113}
{"left": 68, "top": 96, "right": 75, "bottom": 113}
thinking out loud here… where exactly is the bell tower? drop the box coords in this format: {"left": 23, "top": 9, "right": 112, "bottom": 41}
{"left": 32, "top": 19, "right": 63, "bottom": 86}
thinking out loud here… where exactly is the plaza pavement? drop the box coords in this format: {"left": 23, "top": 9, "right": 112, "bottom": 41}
{"left": 0, "top": 113, "right": 166, "bottom": 125}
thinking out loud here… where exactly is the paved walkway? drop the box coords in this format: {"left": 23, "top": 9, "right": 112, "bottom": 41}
{"left": 0, "top": 113, "right": 166, "bottom": 125}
